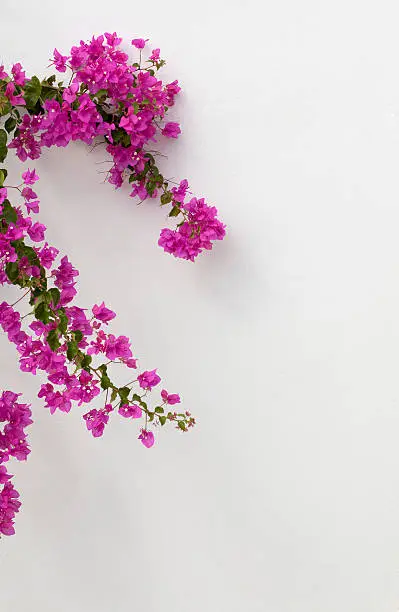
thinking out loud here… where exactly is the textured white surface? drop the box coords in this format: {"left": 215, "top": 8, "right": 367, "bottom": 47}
{"left": 1, "top": 1, "right": 399, "bottom": 610}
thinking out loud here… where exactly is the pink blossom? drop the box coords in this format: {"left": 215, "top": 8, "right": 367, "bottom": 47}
{"left": 0, "top": 188, "right": 7, "bottom": 206}
{"left": 11, "top": 63, "right": 26, "bottom": 86}
{"left": 131, "top": 38, "right": 148, "bottom": 49}
{"left": 138, "top": 369, "right": 161, "bottom": 390}
{"left": 22, "top": 169, "right": 39, "bottom": 185}
{"left": 27, "top": 222, "right": 46, "bottom": 242}
{"left": 149, "top": 48, "right": 161, "bottom": 61}
{"left": 104, "top": 334, "right": 132, "bottom": 360}
{"left": 161, "top": 389, "right": 181, "bottom": 405}
{"left": 83, "top": 407, "right": 110, "bottom": 437}
{"left": 53, "top": 48, "right": 69, "bottom": 72}
{"left": 118, "top": 404, "right": 142, "bottom": 419}
{"left": 5, "top": 82, "right": 25, "bottom": 106}
{"left": 162, "top": 122, "right": 181, "bottom": 139}
{"left": 138, "top": 429, "right": 155, "bottom": 448}
{"left": 92, "top": 302, "right": 116, "bottom": 324}
{"left": 63, "top": 83, "right": 79, "bottom": 104}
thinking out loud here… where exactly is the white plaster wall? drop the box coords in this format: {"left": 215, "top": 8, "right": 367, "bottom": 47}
{"left": 1, "top": 1, "right": 399, "bottom": 610}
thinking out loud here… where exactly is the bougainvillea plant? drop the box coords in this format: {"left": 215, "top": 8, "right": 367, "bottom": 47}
{"left": 0, "top": 33, "right": 225, "bottom": 536}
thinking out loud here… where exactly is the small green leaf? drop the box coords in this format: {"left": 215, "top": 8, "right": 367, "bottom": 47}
{"left": 46, "top": 329, "right": 61, "bottom": 351}
{"left": 23, "top": 76, "right": 42, "bottom": 110}
{"left": 81, "top": 354, "right": 92, "bottom": 372}
{"left": 132, "top": 393, "right": 141, "bottom": 402}
{"left": 1, "top": 200, "right": 17, "bottom": 224}
{"left": 4, "top": 116, "right": 16, "bottom": 133}
{"left": 0, "top": 168, "right": 7, "bottom": 186}
{"left": 118, "top": 387, "right": 130, "bottom": 401}
{"left": 160, "top": 192, "right": 172, "bottom": 205}
{"left": 168, "top": 206, "right": 181, "bottom": 217}
{"left": 178, "top": 421, "right": 187, "bottom": 431}
{"left": 0, "top": 129, "right": 7, "bottom": 163}
{"left": 110, "top": 388, "right": 118, "bottom": 403}
{"left": 66, "top": 340, "right": 78, "bottom": 360}
{"left": 58, "top": 310, "right": 68, "bottom": 333}
{"left": 155, "top": 406, "right": 164, "bottom": 414}
{"left": 73, "top": 329, "right": 83, "bottom": 343}
{"left": 35, "top": 302, "right": 50, "bottom": 324}
{"left": 5, "top": 261, "right": 19, "bottom": 283}
{"left": 48, "top": 287, "right": 61, "bottom": 307}
{"left": 94, "top": 88, "right": 108, "bottom": 99}
{"left": 100, "top": 374, "right": 112, "bottom": 390}
{"left": 159, "top": 416, "right": 167, "bottom": 426}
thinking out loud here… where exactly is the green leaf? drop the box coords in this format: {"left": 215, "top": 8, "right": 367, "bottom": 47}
{"left": 35, "top": 302, "right": 50, "bottom": 324}
{"left": 4, "top": 116, "right": 16, "bottom": 133}
{"left": 23, "top": 76, "right": 42, "bottom": 110}
{"left": 73, "top": 329, "right": 83, "bottom": 343}
{"left": 100, "top": 374, "right": 112, "bottom": 390}
{"left": 168, "top": 206, "right": 181, "bottom": 217}
{"left": 5, "top": 261, "right": 19, "bottom": 283}
{"left": 118, "top": 387, "right": 130, "bottom": 401}
{"left": 0, "top": 129, "right": 7, "bottom": 163}
{"left": 45, "top": 75, "right": 57, "bottom": 86}
{"left": 132, "top": 393, "right": 141, "bottom": 402}
{"left": 159, "top": 416, "right": 167, "bottom": 426}
{"left": 48, "top": 287, "right": 61, "bottom": 307}
{"left": 1, "top": 200, "right": 17, "bottom": 224}
{"left": 81, "top": 354, "right": 92, "bottom": 372}
{"left": 0, "top": 99, "right": 12, "bottom": 117}
{"left": 110, "top": 388, "right": 118, "bottom": 403}
{"left": 0, "top": 168, "right": 7, "bottom": 186}
{"left": 57, "top": 310, "right": 68, "bottom": 334}
{"left": 94, "top": 88, "right": 108, "bottom": 100}
{"left": 155, "top": 406, "right": 164, "bottom": 414}
{"left": 46, "top": 328, "right": 61, "bottom": 351}
{"left": 160, "top": 192, "right": 172, "bottom": 205}
{"left": 66, "top": 340, "right": 78, "bottom": 361}
{"left": 178, "top": 421, "right": 187, "bottom": 431}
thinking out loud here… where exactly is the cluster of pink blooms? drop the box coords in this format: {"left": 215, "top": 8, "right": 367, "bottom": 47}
{"left": 1, "top": 32, "right": 225, "bottom": 260}
{"left": 0, "top": 33, "right": 221, "bottom": 536}
{"left": 0, "top": 173, "right": 190, "bottom": 450}
{"left": 0, "top": 390, "right": 32, "bottom": 535}
{"left": 158, "top": 180, "right": 226, "bottom": 261}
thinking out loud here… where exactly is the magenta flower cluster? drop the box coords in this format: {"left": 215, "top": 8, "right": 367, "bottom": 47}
{"left": 0, "top": 391, "right": 32, "bottom": 535}
{"left": 2, "top": 32, "right": 225, "bottom": 261}
{"left": 0, "top": 33, "right": 221, "bottom": 536}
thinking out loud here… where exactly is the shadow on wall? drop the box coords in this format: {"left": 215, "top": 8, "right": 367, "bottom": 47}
{"left": 194, "top": 232, "right": 271, "bottom": 318}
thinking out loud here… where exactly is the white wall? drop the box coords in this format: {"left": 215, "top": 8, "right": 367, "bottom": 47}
{"left": 1, "top": 1, "right": 399, "bottom": 610}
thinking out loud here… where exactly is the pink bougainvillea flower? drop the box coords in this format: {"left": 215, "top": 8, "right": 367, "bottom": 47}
{"left": 92, "top": 301, "right": 116, "bottom": 324}
{"left": 27, "top": 222, "right": 46, "bottom": 242}
{"left": 161, "top": 389, "right": 181, "bottom": 405}
{"left": 63, "top": 83, "right": 79, "bottom": 104}
{"left": 83, "top": 407, "right": 111, "bottom": 437}
{"left": 149, "top": 48, "right": 160, "bottom": 61}
{"left": 5, "top": 82, "right": 25, "bottom": 106}
{"left": 131, "top": 38, "right": 148, "bottom": 49}
{"left": 0, "top": 188, "right": 7, "bottom": 206}
{"left": 162, "top": 122, "right": 181, "bottom": 139}
{"left": 53, "top": 48, "right": 69, "bottom": 72}
{"left": 137, "top": 369, "right": 161, "bottom": 390}
{"left": 118, "top": 404, "right": 142, "bottom": 419}
{"left": 11, "top": 63, "right": 26, "bottom": 87}
{"left": 138, "top": 429, "right": 155, "bottom": 448}
{"left": 22, "top": 169, "right": 39, "bottom": 185}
